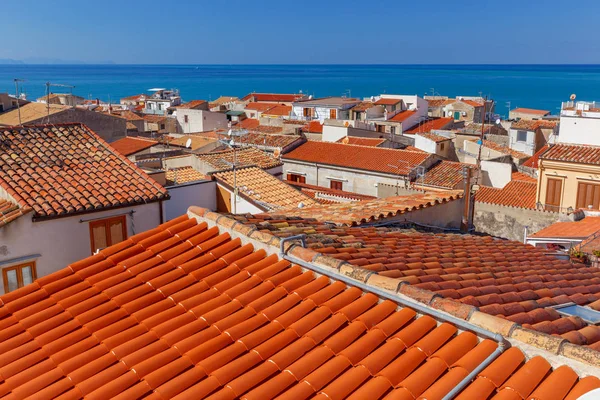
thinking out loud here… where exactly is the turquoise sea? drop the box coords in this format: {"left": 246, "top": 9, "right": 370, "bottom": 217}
{"left": 1, "top": 64, "right": 600, "bottom": 117}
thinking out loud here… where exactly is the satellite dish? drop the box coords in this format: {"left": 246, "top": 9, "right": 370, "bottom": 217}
{"left": 297, "top": 202, "right": 305, "bottom": 209}
{"left": 341, "top": 137, "right": 350, "bottom": 145}
{"left": 570, "top": 93, "right": 577, "bottom": 101}
{"left": 273, "top": 148, "right": 281, "bottom": 158}
{"left": 185, "top": 138, "right": 192, "bottom": 148}
{"left": 227, "top": 129, "right": 233, "bottom": 137}
{"left": 495, "top": 118, "right": 501, "bottom": 125}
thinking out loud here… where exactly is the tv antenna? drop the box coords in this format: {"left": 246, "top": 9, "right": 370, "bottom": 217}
{"left": 44, "top": 81, "right": 75, "bottom": 123}
{"left": 13, "top": 78, "right": 25, "bottom": 126}
{"left": 185, "top": 138, "right": 192, "bottom": 149}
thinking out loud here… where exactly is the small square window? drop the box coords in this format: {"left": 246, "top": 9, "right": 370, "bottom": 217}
{"left": 330, "top": 180, "right": 343, "bottom": 190}
{"left": 3, "top": 262, "right": 37, "bottom": 293}
{"left": 516, "top": 130, "right": 527, "bottom": 143}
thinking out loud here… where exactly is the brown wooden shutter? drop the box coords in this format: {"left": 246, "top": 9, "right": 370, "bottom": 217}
{"left": 545, "top": 178, "right": 562, "bottom": 210}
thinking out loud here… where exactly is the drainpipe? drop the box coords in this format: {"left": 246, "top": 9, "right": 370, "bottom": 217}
{"left": 278, "top": 235, "right": 508, "bottom": 399}
{"left": 523, "top": 225, "right": 528, "bottom": 244}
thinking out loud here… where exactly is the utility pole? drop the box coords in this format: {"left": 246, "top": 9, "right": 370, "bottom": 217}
{"left": 461, "top": 166, "right": 473, "bottom": 233}
{"left": 45, "top": 81, "right": 75, "bottom": 122}
{"left": 14, "top": 78, "right": 25, "bottom": 126}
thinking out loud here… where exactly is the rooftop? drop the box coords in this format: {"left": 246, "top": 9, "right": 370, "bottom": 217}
{"left": 388, "top": 110, "right": 416, "bottom": 122}
{"left": 262, "top": 105, "right": 292, "bottom": 117}
{"left": 530, "top": 217, "right": 600, "bottom": 239}
{"left": 293, "top": 96, "right": 361, "bottom": 107}
{"left": 301, "top": 121, "right": 323, "bottom": 133}
{"left": 428, "top": 99, "right": 456, "bottom": 108}
{"left": 120, "top": 93, "right": 147, "bottom": 102}
{"left": 242, "top": 93, "right": 305, "bottom": 102}
{"left": 197, "top": 147, "right": 282, "bottom": 171}
{"left": 109, "top": 136, "right": 159, "bottom": 156}
{"left": 176, "top": 100, "right": 207, "bottom": 109}
{"left": 522, "top": 144, "right": 551, "bottom": 169}
{"left": 512, "top": 119, "right": 559, "bottom": 131}
{"left": 168, "top": 135, "right": 218, "bottom": 151}
{"left": 245, "top": 102, "right": 281, "bottom": 112}
{"left": 237, "top": 119, "right": 260, "bottom": 130}
{"left": 0, "top": 198, "right": 30, "bottom": 228}
{"left": 234, "top": 132, "right": 304, "bottom": 150}
{"left": 0, "top": 124, "right": 168, "bottom": 219}
{"left": 471, "top": 139, "right": 531, "bottom": 160}
{"left": 350, "top": 102, "right": 375, "bottom": 112}
{"left": 213, "top": 167, "right": 318, "bottom": 211}
{"left": 165, "top": 166, "right": 209, "bottom": 186}
{"left": 209, "top": 96, "right": 239, "bottom": 106}
{"left": 461, "top": 100, "right": 484, "bottom": 108}
{"left": 283, "top": 141, "right": 432, "bottom": 176}
{"left": 4, "top": 211, "right": 598, "bottom": 399}
{"left": 374, "top": 98, "right": 402, "bottom": 106}
{"left": 267, "top": 191, "right": 462, "bottom": 226}
{"left": 512, "top": 108, "right": 550, "bottom": 116}
{"left": 253, "top": 125, "right": 284, "bottom": 134}
{"left": 335, "top": 137, "right": 386, "bottom": 147}
{"left": 475, "top": 173, "right": 537, "bottom": 210}
{"left": 416, "top": 132, "right": 451, "bottom": 143}
{"left": 0, "top": 103, "right": 69, "bottom": 126}
{"left": 540, "top": 143, "right": 600, "bottom": 165}
{"left": 406, "top": 118, "right": 454, "bottom": 134}
{"left": 285, "top": 180, "right": 377, "bottom": 204}
{"left": 419, "top": 161, "right": 467, "bottom": 190}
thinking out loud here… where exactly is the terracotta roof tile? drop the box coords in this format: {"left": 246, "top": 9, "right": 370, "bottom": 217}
{"left": 165, "top": 167, "right": 209, "bottom": 186}
{"left": 302, "top": 121, "right": 323, "bottom": 133}
{"left": 213, "top": 167, "right": 318, "bottom": 211}
{"left": 262, "top": 105, "right": 292, "bottom": 117}
{"left": 176, "top": 100, "right": 207, "bottom": 109}
{"left": 416, "top": 132, "right": 451, "bottom": 143}
{"left": 0, "top": 124, "right": 168, "bottom": 218}
{"left": 428, "top": 99, "right": 456, "bottom": 107}
{"left": 285, "top": 180, "right": 377, "bottom": 203}
{"left": 197, "top": 147, "right": 282, "bottom": 171}
{"left": 470, "top": 139, "right": 531, "bottom": 160}
{"left": 109, "top": 136, "right": 158, "bottom": 156}
{"left": 512, "top": 119, "right": 558, "bottom": 130}
{"left": 242, "top": 93, "right": 305, "bottom": 102}
{"left": 350, "top": 102, "right": 375, "bottom": 112}
{"left": 512, "top": 107, "right": 550, "bottom": 116}
{"left": 530, "top": 217, "right": 600, "bottom": 239}
{"left": 541, "top": 143, "right": 600, "bottom": 164}
{"left": 245, "top": 102, "right": 281, "bottom": 112}
{"left": 522, "top": 144, "right": 551, "bottom": 169}
{"left": 253, "top": 125, "right": 284, "bottom": 134}
{"left": 235, "top": 132, "right": 304, "bottom": 150}
{"left": 283, "top": 141, "right": 433, "bottom": 176}
{"left": 238, "top": 118, "right": 260, "bottom": 130}
{"left": 374, "top": 98, "right": 402, "bottom": 105}
{"left": 336, "top": 137, "right": 386, "bottom": 146}
{"left": 406, "top": 118, "right": 454, "bottom": 134}
{"left": 419, "top": 161, "right": 467, "bottom": 189}
{"left": 168, "top": 135, "right": 218, "bottom": 151}
{"left": 461, "top": 99, "right": 484, "bottom": 108}
{"left": 388, "top": 110, "right": 416, "bottom": 122}
{"left": 0, "top": 103, "right": 69, "bottom": 126}
{"left": 1, "top": 213, "right": 596, "bottom": 398}
{"left": 0, "top": 198, "right": 31, "bottom": 227}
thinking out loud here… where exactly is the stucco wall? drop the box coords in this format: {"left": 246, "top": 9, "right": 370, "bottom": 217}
{"left": 474, "top": 202, "right": 564, "bottom": 242}
{"left": 480, "top": 160, "right": 512, "bottom": 188}
{"left": 176, "top": 109, "right": 228, "bottom": 133}
{"left": 165, "top": 180, "right": 216, "bottom": 220}
{"left": 558, "top": 114, "right": 600, "bottom": 146}
{"left": 35, "top": 109, "right": 128, "bottom": 142}
{"left": 509, "top": 128, "right": 536, "bottom": 156}
{"left": 537, "top": 160, "right": 600, "bottom": 211}
{"left": 0, "top": 202, "right": 162, "bottom": 294}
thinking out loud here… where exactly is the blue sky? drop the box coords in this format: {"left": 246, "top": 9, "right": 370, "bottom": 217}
{"left": 3, "top": 0, "right": 600, "bottom": 64}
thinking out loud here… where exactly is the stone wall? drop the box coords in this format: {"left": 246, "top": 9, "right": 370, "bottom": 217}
{"left": 474, "top": 202, "right": 573, "bottom": 242}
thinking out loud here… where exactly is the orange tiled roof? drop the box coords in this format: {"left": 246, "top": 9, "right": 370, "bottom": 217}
{"left": 233, "top": 213, "right": 600, "bottom": 351}
{"left": 302, "top": 121, "right": 323, "bottom": 133}
{"left": 1, "top": 212, "right": 599, "bottom": 398}
{"left": 420, "top": 161, "right": 467, "bottom": 189}
{"left": 471, "top": 139, "right": 531, "bottom": 160}
{"left": 236, "top": 132, "right": 304, "bottom": 150}
{"left": 0, "top": 198, "right": 31, "bottom": 227}
{"left": 143, "top": 114, "right": 167, "bottom": 123}
{"left": 374, "top": 98, "right": 402, "bottom": 105}
{"left": 213, "top": 167, "right": 318, "bottom": 211}
{"left": 241, "top": 92, "right": 304, "bottom": 102}
{"left": 101, "top": 110, "right": 144, "bottom": 121}
{"left": 166, "top": 166, "right": 209, "bottom": 185}
{"left": 388, "top": 110, "right": 416, "bottom": 122}
{"left": 530, "top": 217, "right": 600, "bottom": 239}
{"left": 176, "top": 100, "right": 207, "bottom": 109}
{"left": 0, "top": 124, "right": 168, "bottom": 218}
{"left": 461, "top": 99, "right": 484, "bottom": 107}
{"left": 253, "top": 125, "right": 284, "bottom": 134}
{"left": 523, "top": 144, "right": 551, "bottom": 169}
{"left": 475, "top": 178, "right": 537, "bottom": 210}
{"left": 245, "top": 102, "right": 280, "bottom": 112}
{"left": 427, "top": 99, "right": 456, "bottom": 107}
{"left": 512, "top": 107, "right": 550, "bottom": 116}
{"left": 197, "top": 147, "right": 282, "bottom": 171}
{"left": 285, "top": 180, "right": 377, "bottom": 203}
{"left": 262, "top": 105, "right": 292, "bottom": 117}
{"left": 283, "top": 141, "right": 433, "bottom": 176}
{"left": 416, "top": 132, "right": 451, "bottom": 143}
{"left": 350, "top": 101, "right": 374, "bottom": 112}
{"left": 268, "top": 191, "right": 462, "bottom": 226}
{"left": 540, "top": 143, "right": 600, "bottom": 164}
{"left": 237, "top": 118, "right": 260, "bottom": 130}
{"left": 168, "top": 135, "right": 217, "bottom": 151}
{"left": 120, "top": 93, "right": 146, "bottom": 102}
{"left": 406, "top": 117, "right": 454, "bottom": 134}
{"left": 109, "top": 136, "right": 158, "bottom": 156}
{"left": 512, "top": 119, "right": 558, "bottom": 130}
{"left": 336, "top": 137, "right": 386, "bottom": 147}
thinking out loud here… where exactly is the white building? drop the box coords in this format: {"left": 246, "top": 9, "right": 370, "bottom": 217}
{"left": 144, "top": 88, "right": 182, "bottom": 115}
{"left": 291, "top": 97, "right": 361, "bottom": 123}
{"left": 176, "top": 108, "right": 229, "bottom": 133}
{"left": 558, "top": 100, "right": 600, "bottom": 146}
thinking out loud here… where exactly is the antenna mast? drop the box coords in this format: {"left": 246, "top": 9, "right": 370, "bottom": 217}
{"left": 13, "top": 78, "right": 25, "bottom": 126}
{"left": 45, "top": 81, "right": 76, "bottom": 123}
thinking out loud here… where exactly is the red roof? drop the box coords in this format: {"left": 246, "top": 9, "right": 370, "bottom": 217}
{"left": 176, "top": 100, "right": 207, "bottom": 109}
{"left": 2, "top": 213, "right": 598, "bottom": 399}
{"left": 540, "top": 143, "right": 600, "bottom": 164}
{"left": 461, "top": 100, "right": 484, "bottom": 108}
{"left": 512, "top": 119, "right": 558, "bottom": 131}
{"left": 531, "top": 217, "right": 600, "bottom": 239}
{"left": 285, "top": 180, "right": 377, "bottom": 202}
{"left": 388, "top": 110, "right": 416, "bottom": 122}
{"left": 0, "top": 124, "right": 168, "bottom": 218}
{"left": 238, "top": 118, "right": 260, "bottom": 130}
{"left": 512, "top": 108, "right": 550, "bottom": 116}
{"left": 420, "top": 161, "right": 467, "bottom": 189}
{"left": 336, "top": 137, "right": 386, "bottom": 147}
{"left": 0, "top": 198, "right": 30, "bottom": 228}
{"left": 120, "top": 93, "right": 146, "bottom": 102}
{"left": 262, "top": 105, "right": 292, "bottom": 117}
{"left": 472, "top": 139, "right": 531, "bottom": 160}
{"left": 406, "top": 118, "right": 453, "bottom": 134}
{"left": 522, "top": 144, "right": 551, "bottom": 169}
{"left": 110, "top": 136, "right": 159, "bottom": 156}
{"left": 475, "top": 178, "right": 537, "bottom": 210}
{"left": 302, "top": 121, "right": 323, "bottom": 133}
{"left": 242, "top": 93, "right": 305, "bottom": 102}
{"left": 283, "top": 141, "right": 433, "bottom": 176}
{"left": 416, "top": 132, "right": 451, "bottom": 143}
{"left": 245, "top": 102, "right": 280, "bottom": 112}
{"left": 374, "top": 98, "right": 402, "bottom": 106}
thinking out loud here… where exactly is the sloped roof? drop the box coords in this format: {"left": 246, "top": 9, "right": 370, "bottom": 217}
{"left": 241, "top": 93, "right": 304, "bottom": 102}
{"left": 530, "top": 217, "right": 600, "bottom": 239}
{"left": 350, "top": 102, "right": 375, "bottom": 112}
{"left": 302, "top": 121, "right": 323, "bottom": 133}
{"left": 522, "top": 144, "right": 551, "bottom": 169}
{"left": 416, "top": 132, "right": 451, "bottom": 143}
{"left": 109, "top": 136, "right": 159, "bottom": 156}
{"left": 269, "top": 191, "right": 462, "bottom": 226}
{"left": 253, "top": 125, "right": 284, "bottom": 134}
{"left": 197, "top": 147, "right": 282, "bottom": 171}
{"left": 285, "top": 180, "right": 377, "bottom": 203}
{"left": 475, "top": 174, "right": 537, "bottom": 210}
{"left": 512, "top": 107, "right": 550, "bottom": 116}
{"left": 461, "top": 99, "right": 484, "bottom": 107}
{"left": 0, "top": 103, "right": 69, "bottom": 126}
{"left": 237, "top": 118, "right": 260, "bottom": 130}
{"left": 406, "top": 118, "right": 454, "bottom": 134}
{"left": 245, "top": 102, "right": 280, "bottom": 112}
{"left": 512, "top": 119, "right": 558, "bottom": 131}
{"left": 374, "top": 98, "right": 402, "bottom": 105}
{"left": 120, "top": 93, "right": 147, "bottom": 102}
{"left": 168, "top": 135, "right": 218, "bottom": 151}
{"left": 165, "top": 166, "right": 209, "bottom": 185}
{"left": 470, "top": 139, "right": 531, "bottom": 160}
{"left": 428, "top": 99, "right": 455, "bottom": 107}
{"left": 335, "top": 137, "right": 386, "bottom": 147}
{"left": 3, "top": 212, "right": 597, "bottom": 399}
{"left": 540, "top": 143, "right": 600, "bottom": 164}
{"left": 0, "top": 124, "right": 168, "bottom": 218}
{"left": 388, "top": 110, "right": 416, "bottom": 122}
{"left": 262, "top": 105, "right": 292, "bottom": 117}
{"left": 283, "top": 141, "right": 433, "bottom": 176}
{"left": 176, "top": 100, "right": 207, "bottom": 109}
{"left": 420, "top": 161, "right": 467, "bottom": 189}
{"left": 235, "top": 132, "right": 304, "bottom": 149}
{"left": 213, "top": 167, "right": 318, "bottom": 211}
{"left": 0, "top": 198, "right": 31, "bottom": 227}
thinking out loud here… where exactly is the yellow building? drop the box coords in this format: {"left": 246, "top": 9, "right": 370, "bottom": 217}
{"left": 537, "top": 143, "right": 600, "bottom": 212}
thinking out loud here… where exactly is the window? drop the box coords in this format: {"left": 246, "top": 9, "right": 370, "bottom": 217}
{"left": 330, "top": 109, "right": 337, "bottom": 119}
{"left": 516, "top": 130, "right": 528, "bottom": 143}
{"left": 440, "top": 142, "right": 445, "bottom": 151}
{"left": 287, "top": 174, "right": 306, "bottom": 184}
{"left": 545, "top": 178, "right": 562, "bottom": 211}
{"left": 3, "top": 262, "right": 36, "bottom": 293}
{"left": 356, "top": 112, "right": 362, "bottom": 121}
{"left": 184, "top": 115, "right": 189, "bottom": 123}
{"left": 330, "top": 180, "right": 343, "bottom": 190}
{"left": 89, "top": 215, "right": 127, "bottom": 254}
{"left": 160, "top": 124, "right": 166, "bottom": 130}
{"left": 390, "top": 126, "right": 396, "bottom": 135}
{"left": 158, "top": 103, "right": 163, "bottom": 111}
{"left": 303, "top": 108, "right": 311, "bottom": 117}
{"left": 577, "top": 182, "right": 600, "bottom": 210}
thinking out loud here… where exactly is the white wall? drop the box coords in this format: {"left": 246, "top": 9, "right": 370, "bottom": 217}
{"left": 480, "top": 160, "right": 512, "bottom": 188}
{"left": 414, "top": 135, "right": 438, "bottom": 154}
{"left": 322, "top": 125, "right": 349, "bottom": 142}
{"left": 0, "top": 202, "right": 162, "bottom": 294}
{"left": 176, "top": 109, "right": 229, "bottom": 133}
{"left": 165, "top": 180, "right": 216, "bottom": 220}
{"left": 509, "top": 129, "right": 535, "bottom": 156}
{"left": 558, "top": 114, "right": 600, "bottom": 145}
